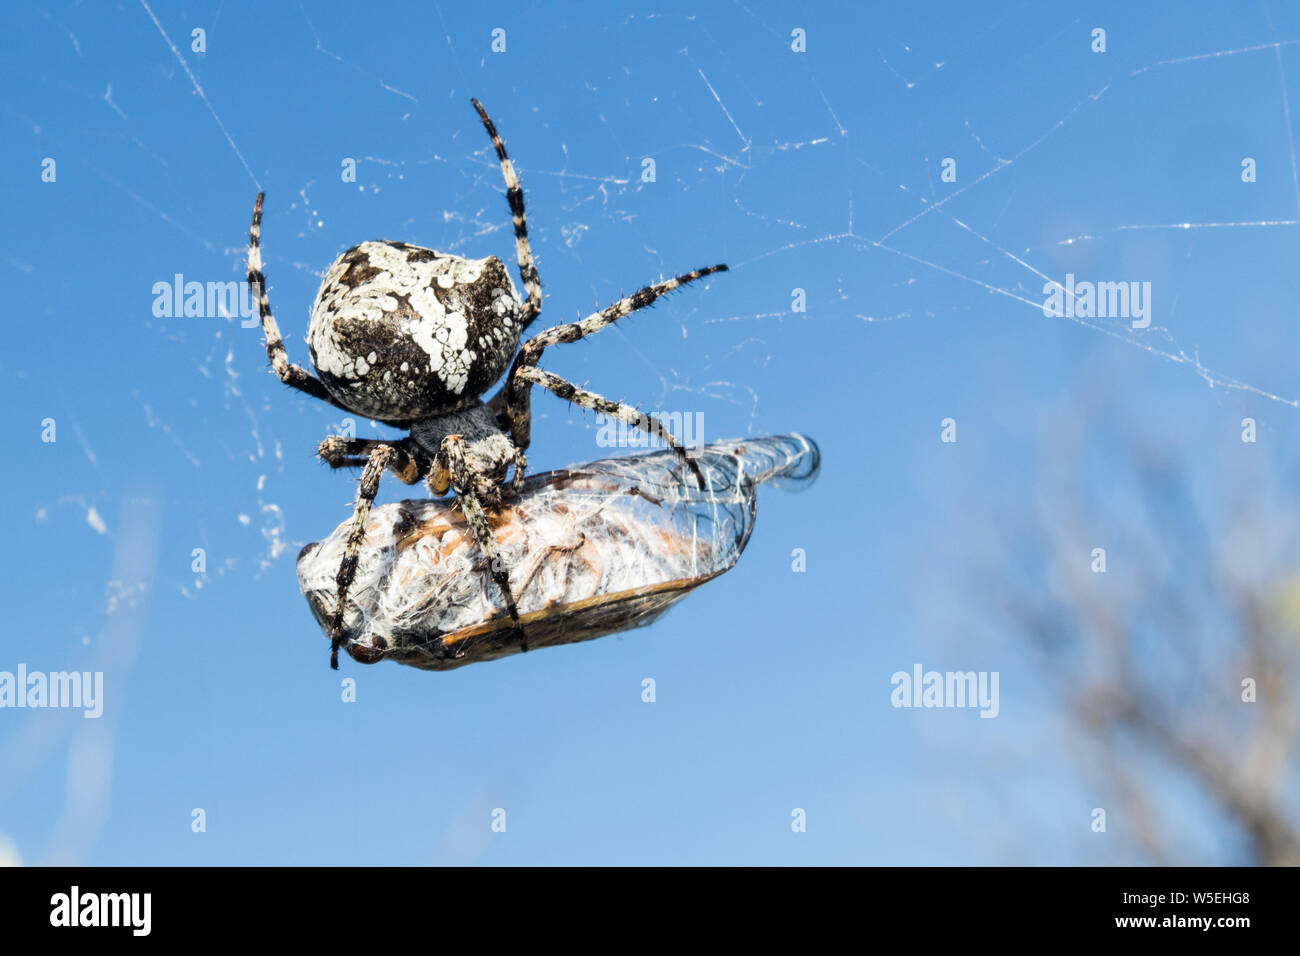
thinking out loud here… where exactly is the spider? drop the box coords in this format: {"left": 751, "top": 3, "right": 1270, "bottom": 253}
{"left": 246, "top": 98, "right": 728, "bottom": 668}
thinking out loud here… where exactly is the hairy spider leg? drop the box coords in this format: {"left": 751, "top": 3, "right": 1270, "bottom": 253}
{"left": 437, "top": 435, "right": 528, "bottom": 653}
{"left": 328, "top": 443, "right": 407, "bottom": 669}
{"left": 247, "top": 193, "right": 350, "bottom": 411}
{"left": 318, "top": 436, "right": 421, "bottom": 484}
{"left": 515, "top": 367, "right": 705, "bottom": 489}
{"left": 472, "top": 98, "right": 544, "bottom": 329}
{"left": 503, "top": 264, "right": 728, "bottom": 488}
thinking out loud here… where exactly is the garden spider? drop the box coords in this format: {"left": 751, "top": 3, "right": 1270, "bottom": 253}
{"left": 247, "top": 98, "right": 728, "bottom": 668}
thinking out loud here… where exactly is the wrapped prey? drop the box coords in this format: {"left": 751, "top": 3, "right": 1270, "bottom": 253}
{"left": 297, "top": 434, "right": 820, "bottom": 670}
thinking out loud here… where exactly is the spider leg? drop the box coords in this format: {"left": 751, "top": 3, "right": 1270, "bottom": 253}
{"left": 318, "top": 436, "right": 421, "bottom": 483}
{"left": 437, "top": 435, "right": 528, "bottom": 653}
{"left": 328, "top": 442, "right": 402, "bottom": 669}
{"left": 471, "top": 99, "right": 544, "bottom": 329}
{"left": 512, "top": 366, "right": 705, "bottom": 490}
{"left": 248, "top": 193, "right": 350, "bottom": 411}
{"left": 321, "top": 454, "right": 371, "bottom": 469}
{"left": 500, "top": 263, "right": 726, "bottom": 479}
{"left": 510, "top": 446, "right": 527, "bottom": 495}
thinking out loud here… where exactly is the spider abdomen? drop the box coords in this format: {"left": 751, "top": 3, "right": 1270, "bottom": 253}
{"left": 307, "top": 240, "right": 523, "bottom": 422}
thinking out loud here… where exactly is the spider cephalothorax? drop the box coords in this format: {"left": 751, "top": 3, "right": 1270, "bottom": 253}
{"left": 247, "top": 98, "right": 726, "bottom": 668}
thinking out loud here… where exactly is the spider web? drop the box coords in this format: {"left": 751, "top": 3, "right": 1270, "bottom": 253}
{"left": 166, "top": 26, "right": 1300, "bottom": 421}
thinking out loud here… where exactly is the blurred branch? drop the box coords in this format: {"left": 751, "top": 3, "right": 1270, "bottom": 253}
{"left": 986, "top": 394, "right": 1300, "bottom": 864}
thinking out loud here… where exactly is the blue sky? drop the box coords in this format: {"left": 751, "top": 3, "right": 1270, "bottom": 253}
{"left": 3, "top": 1, "right": 1300, "bottom": 864}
